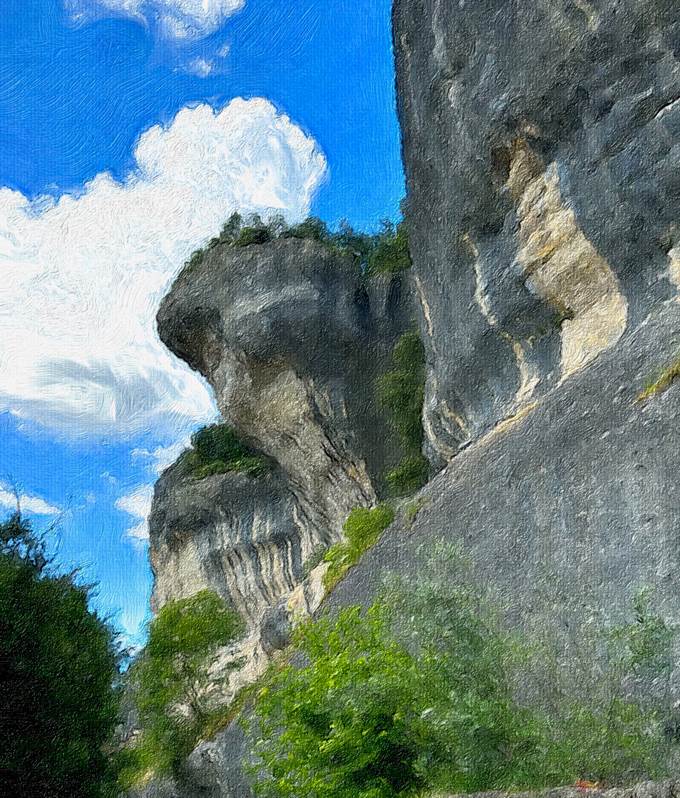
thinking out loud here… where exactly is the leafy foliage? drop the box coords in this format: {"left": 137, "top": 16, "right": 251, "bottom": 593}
{"left": 0, "top": 514, "right": 120, "bottom": 798}
{"left": 637, "top": 354, "right": 680, "bottom": 403}
{"left": 183, "top": 212, "right": 412, "bottom": 276}
{"left": 249, "top": 578, "right": 540, "bottom": 797}
{"left": 183, "top": 423, "right": 270, "bottom": 480}
{"left": 530, "top": 590, "right": 675, "bottom": 784}
{"left": 322, "top": 505, "right": 395, "bottom": 592}
{"left": 249, "top": 549, "right": 676, "bottom": 798}
{"left": 125, "top": 591, "right": 245, "bottom": 782}
{"left": 377, "top": 332, "right": 428, "bottom": 496}
{"left": 385, "top": 455, "right": 429, "bottom": 497}
{"left": 365, "top": 221, "right": 411, "bottom": 275}
{"left": 235, "top": 214, "right": 273, "bottom": 247}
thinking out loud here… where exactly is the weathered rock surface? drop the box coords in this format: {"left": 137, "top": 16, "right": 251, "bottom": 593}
{"left": 149, "top": 238, "right": 414, "bottom": 700}
{"left": 135, "top": 1, "right": 680, "bottom": 796}
{"left": 327, "top": 298, "right": 680, "bottom": 674}
{"left": 437, "top": 782, "right": 680, "bottom": 798}
{"left": 394, "top": 0, "right": 680, "bottom": 464}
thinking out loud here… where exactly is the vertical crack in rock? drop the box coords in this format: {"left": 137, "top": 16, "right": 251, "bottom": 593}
{"left": 465, "top": 231, "right": 542, "bottom": 410}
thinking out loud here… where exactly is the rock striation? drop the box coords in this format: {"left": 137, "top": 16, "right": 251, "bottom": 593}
{"left": 394, "top": 0, "right": 680, "bottom": 465}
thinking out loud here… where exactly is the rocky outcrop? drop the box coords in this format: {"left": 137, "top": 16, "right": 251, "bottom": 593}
{"left": 394, "top": 0, "right": 680, "bottom": 465}
{"left": 149, "top": 238, "right": 414, "bottom": 700}
{"left": 436, "top": 783, "right": 680, "bottom": 798}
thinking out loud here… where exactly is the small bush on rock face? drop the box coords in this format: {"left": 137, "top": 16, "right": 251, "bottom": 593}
{"left": 322, "top": 505, "right": 395, "bottom": 591}
{"left": 385, "top": 454, "right": 429, "bottom": 496}
{"left": 236, "top": 225, "right": 272, "bottom": 247}
{"left": 377, "top": 331, "right": 428, "bottom": 496}
{"left": 184, "top": 423, "right": 270, "bottom": 480}
{"left": 123, "top": 591, "right": 244, "bottom": 785}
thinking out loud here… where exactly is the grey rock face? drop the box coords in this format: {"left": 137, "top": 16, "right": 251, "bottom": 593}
{"left": 394, "top": 0, "right": 680, "bottom": 464}
{"left": 149, "top": 457, "right": 312, "bottom": 619}
{"left": 326, "top": 298, "right": 680, "bottom": 682}
{"left": 435, "top": 782, "right": 680, "bottom": 798}
{"left": 157, "top": 238, "right": 414, "bottom": 516}
{"left": 149, "top": 238, "right": 413, "bottom": 689}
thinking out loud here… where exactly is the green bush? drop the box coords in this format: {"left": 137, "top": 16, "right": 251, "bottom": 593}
{"left": 182, "top": 211, "right": 413, "bottom": 272}
{"left": 249, "top": 549, "right": 676, "bottom": 798}
{"left": 385, "top": 454, "right": 429, "bottom": 497}
{"left": 366, "top": 221, "right": 411, "bottom": 275}
{"left": 322, "top": 505, "right": 394, "bottom": 591}
{"left": 249, "top": 574, "right": 542, "bottom": 797}
{"left": 184, "top": 424, "right": 270, "bottom": 480}
{"left": 377, "top": 332, "right": 427, "bottom": 496}
{"left": 126, "top": 590, "right": 244, "bottom": 782}
{"left": 284, "top": 216, "right": 330, "bottom": 243}
{"left": 236, "top": 225, "right": 272, "bottom": 247}
{"left": 0, "top": 514, "right": 120, "bottom": 798}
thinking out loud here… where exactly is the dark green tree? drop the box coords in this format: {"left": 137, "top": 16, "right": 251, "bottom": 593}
{"left": 235, "top": 213, "right": 272, "bottom": 246}
{"left": 220, "top": 211, "right": 243, "bottom": 243}
{"left": 0, "top": 513, "right": 120, "bottom": 798}
{"left": 285, "top": 216, "right": 330, "bottom": 242}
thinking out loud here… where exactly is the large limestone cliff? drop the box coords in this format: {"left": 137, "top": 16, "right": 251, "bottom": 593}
{"left": 394, "top": 0, "right": 680, "bottom": 464}
{"left": 136, "top": 1, "right": 680, "bottom": 796}
{"left": 149, "top": 237, "right": 414, "bottom": 697}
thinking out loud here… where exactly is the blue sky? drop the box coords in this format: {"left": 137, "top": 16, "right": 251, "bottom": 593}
{"left": 0, "top": 0, "right": 404, "bottom": 647}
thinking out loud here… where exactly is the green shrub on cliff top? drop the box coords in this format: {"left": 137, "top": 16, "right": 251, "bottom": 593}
{"left": 184, "top": 423, "right": 270, "bottom": 480}
{"left": 183, "top": 213, "right": 412, "bottom": 276}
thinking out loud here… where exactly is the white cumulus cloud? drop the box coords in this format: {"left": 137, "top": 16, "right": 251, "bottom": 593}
{"left": 67, "top": 0, "right": 245, "bottom": 38}
{"left": 0, "top": 98, "right": 327, "bottom": 439}
{"left": 116, "top": 484, "right": 155, "bottom": 546}
{"left": 0, "top": 483, "right": 61, "bottom": 516}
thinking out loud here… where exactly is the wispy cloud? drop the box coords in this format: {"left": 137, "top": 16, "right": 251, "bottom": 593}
{"left": 187, "top": 56, "right": 216, "bottom": 77}
{"left": 116, "top": 485, "right": 155, "bottom": 547}
{"left": 66, "top": 0, "right": 246, "bottom": 39}
{"left": 0, "top": 483, "right": 61, "bottom": 516}
{"left": 0, "top": 98, "right": 326, "bottom": 439}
